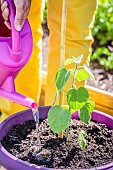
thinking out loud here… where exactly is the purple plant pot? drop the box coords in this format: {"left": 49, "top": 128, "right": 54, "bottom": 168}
{"left": 0, "top": 106, "right": 113, "bottom": 170}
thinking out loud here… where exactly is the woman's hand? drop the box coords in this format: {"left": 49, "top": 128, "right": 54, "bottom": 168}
{"left": 0, "top": 0, "right": 31, "bottom": 31}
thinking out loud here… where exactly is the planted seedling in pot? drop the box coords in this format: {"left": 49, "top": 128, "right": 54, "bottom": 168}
{"left": 48, "top": 54, "right": 95, "bottom": 150}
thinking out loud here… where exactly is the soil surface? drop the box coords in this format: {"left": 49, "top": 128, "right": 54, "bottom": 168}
{"left": 2, "top": 119, "right": 113, "bottom": 169}
{"left": 42, "top": 21, "right": 113, "bottom": 93}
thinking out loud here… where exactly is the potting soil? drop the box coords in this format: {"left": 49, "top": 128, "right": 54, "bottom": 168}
{"left": 1, "top": 119, "right": 113, "bottom": 169}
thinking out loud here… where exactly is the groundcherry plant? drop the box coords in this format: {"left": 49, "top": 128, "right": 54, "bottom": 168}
{"left": 48, "top": 55, "right": 95, "bottom": 150}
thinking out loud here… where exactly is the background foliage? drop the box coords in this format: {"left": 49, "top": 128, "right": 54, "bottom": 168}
{"left": 43, "top": 0, "right": 48, "bottom": 21}
{"left": 91, "top": 0, "right": 113, "bottom": 69}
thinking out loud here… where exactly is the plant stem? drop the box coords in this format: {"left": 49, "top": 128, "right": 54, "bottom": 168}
{"left": 65, "top": 64, "right": 78, "bottom": 139}
{"left": 72, "top": 64, "right": 77, "bottom": 88}
{"left": 58, "top": 131, "right": 64, "bottom": 138}
{"left": 66, "top": 106, "right": 71, "bottom": 139}
{"left": 58, "top": 0, "right": 68, "bottom": 138}
{"left": 52, "top": 92, "right": 58, "bottom": 106}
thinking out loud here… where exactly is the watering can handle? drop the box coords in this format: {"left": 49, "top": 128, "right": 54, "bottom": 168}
{"left": 6, "top": 0, "right": 21, "bottom": 52}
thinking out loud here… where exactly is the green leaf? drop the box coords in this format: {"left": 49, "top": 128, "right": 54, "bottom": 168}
{"left": 64, "top": 55, "right": 83, "bottom": 65}
{"left": 83, "top": 64, "right": 94, "bottom": 80}
{"left": 65, "top": 59, "right": 74, "bottom": 65}
{"left": 72, "top": 55, "right": 83, "bottom": 64}
{"left": 80, "top": 100, "right": 95, "bottom": 124}
{"left": 78, "top": 130, "right": 87, "bottom": 150}
{"left": 55, "top": 67, "right": 70, "bottom": 92}
{"left": 48, "top": 105, "right": 71, "bottom": 134}
{"left": 76, "top": 69, "right": 90, "bottom": 82}
{"left": 66, "top": 87, "right": 89, "bottom": 111}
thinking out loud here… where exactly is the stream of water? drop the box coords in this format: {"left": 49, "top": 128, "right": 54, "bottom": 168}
{"left": 32, "top": 107, "right": 41, "bottom": 152}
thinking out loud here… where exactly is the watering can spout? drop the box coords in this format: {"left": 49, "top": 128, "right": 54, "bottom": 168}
{"left": 0, "top": 88, "right": 37, "bottom": 109}
{"left": 0, "top": 77, "right": 37, "bottom": 109}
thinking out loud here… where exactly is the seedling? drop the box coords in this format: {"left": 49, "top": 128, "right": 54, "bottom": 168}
{"left": 48, "top": 55, "right": 95, "bottom": 150}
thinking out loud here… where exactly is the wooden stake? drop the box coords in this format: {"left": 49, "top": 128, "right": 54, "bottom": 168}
{"left": 60, "top": 0, "right": 68, "bottom": 67}
{"left": 58, "top": 0, "right": 68, "bottom": 138}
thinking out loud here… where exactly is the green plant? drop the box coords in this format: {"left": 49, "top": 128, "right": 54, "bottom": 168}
{"left": 48, "top": 55, "right": 95, "bottom": 150}
{"left": 43, "top": 0, "right": 48, "bottom": 20}
{"left": 91, "top": 0, "right": 113, "bottom": 69}
{"left": 90, "top": 47, "right": 113, "bottom": 69}
{"left": 92, "top": 0, "right": 113, "bottom": 46}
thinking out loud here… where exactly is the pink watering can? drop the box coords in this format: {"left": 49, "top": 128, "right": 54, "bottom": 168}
{"left": 0, "top": 0, "right": 37, "bottom": 109}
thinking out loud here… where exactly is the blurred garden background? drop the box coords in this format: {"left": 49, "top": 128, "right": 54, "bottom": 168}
{"left": 42, "top": 0, "right": 113, "bottom": 93}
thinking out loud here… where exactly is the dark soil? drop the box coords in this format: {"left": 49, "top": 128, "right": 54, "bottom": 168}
{"left": 1, "top": 119, "right": 113, "bottom": 169}
{"left": 42, "top": 21, "right": 113, "bottom": 93}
